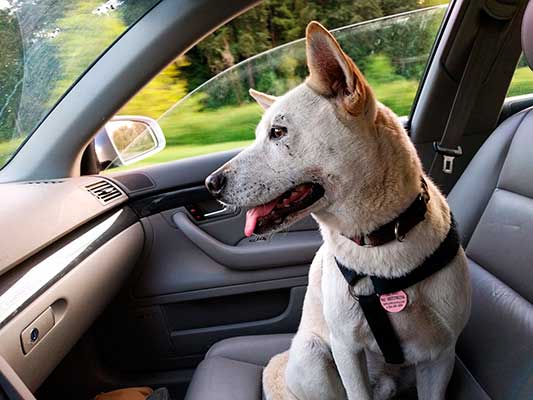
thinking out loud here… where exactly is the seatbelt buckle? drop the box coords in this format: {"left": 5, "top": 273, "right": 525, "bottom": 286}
{"left": 433, "top": 143, "right": 463, "bottom": 174}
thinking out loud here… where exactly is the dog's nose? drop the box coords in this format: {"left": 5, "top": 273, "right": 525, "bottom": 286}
{"left": 205, "top": 172, "right": 227, "bottom": 197}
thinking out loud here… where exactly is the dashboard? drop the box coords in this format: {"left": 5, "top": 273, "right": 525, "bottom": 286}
{"left": 0, "top": 176, "right": 143, "bottom": 391}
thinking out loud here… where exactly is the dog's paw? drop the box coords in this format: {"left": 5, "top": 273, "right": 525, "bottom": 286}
{"left": 373, "top": 375, "right": 397, "bottom": 400}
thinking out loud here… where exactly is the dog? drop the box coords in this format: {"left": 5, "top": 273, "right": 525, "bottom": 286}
{"left": 205, "top": 21, "right": 471, "bottom": 400}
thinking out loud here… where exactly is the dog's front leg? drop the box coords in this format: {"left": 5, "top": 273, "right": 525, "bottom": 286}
{"left": 415, "top": 349, "right": 455, "bottom": 400}
{"left": 330, "top": 336, "right": 372, "bottom": 400}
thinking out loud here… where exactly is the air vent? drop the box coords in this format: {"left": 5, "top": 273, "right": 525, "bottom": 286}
{"left": 24, "top": 180, "right": 64, "bottom": 185}
{"left": 85, "top": 180, "right": 124, "bottom": 205}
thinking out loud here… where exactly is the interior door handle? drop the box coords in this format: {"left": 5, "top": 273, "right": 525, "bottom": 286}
{"left": 185, "top": 204, "right": 238, "bottom": 221}
{"left": 203, "top": 206, "right": 233, "bottom": 219}
{"left": 173, "top": 212, "right": 322, "bottom": 270}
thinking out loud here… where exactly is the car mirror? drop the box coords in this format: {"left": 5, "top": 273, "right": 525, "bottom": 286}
{"left": 94, "top": 115, "right": 166, "bottom": 170}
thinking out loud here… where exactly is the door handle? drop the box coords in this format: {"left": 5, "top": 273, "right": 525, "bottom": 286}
{"left": 185, "top": 204, "right": 238, "bottom": 221}
{"left": 173, "top": 212, "right": 322, "bottom": 270}
{"left": 203, "top": 206, "right": 234, "bottom": 219}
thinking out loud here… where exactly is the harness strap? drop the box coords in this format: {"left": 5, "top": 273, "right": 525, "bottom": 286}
{"left": 358, "top": 294, "right": 405, "bottom": 364}
{"left": 335, "top": 219, "right": 460, "bottom": 364}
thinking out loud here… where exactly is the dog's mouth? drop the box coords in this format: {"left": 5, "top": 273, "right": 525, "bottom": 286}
{"left": 244, "top": 182, "right": 325, "bottom": 237}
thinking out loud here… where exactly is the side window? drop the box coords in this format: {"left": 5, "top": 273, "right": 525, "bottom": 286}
{"left": 103, "top": 1, "right": 448, "bottom": 172}
{"left": 507, "top": 53, "right": 533, "bottom": 97}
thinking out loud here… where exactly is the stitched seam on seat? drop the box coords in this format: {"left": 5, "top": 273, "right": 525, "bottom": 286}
{"left": 495, "top": 107, "right": 533, "bottom": 190}
{"left": 454, "top": 354, "right": 491, "bottom": 399}
{"left": 494, "top": 186, "right": 533, "bottom": 200}
{"left": 467, "top": 255, "right": 532, "bottom": 305}
{"left": 465, "top": 108, "right": 533, "bottom": 250}
{"left": 466, "top": 190, "right": 533, "bottom": 302}
{"left": 217, "top": 355, "right": 265, "bottom": 367}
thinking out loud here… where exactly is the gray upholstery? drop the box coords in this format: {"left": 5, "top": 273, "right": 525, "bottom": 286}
{"left": 184, "top": 335, "right": 292, "bottom": 400}
{"left": 447, "top": 107, "right": 533, "bottom": 399}
{"left": 186, "top": 7, "right": 533, "bottom": 397}
{"left": 184, "top": 335, "right": 494, "bottom": 400}
{"left": 523, "top": 0, "right": 533, "bottom": 69}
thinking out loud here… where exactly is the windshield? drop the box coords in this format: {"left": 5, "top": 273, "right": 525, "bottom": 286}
{"left": 0, "top": 0, "right": 159, "bottom": 169}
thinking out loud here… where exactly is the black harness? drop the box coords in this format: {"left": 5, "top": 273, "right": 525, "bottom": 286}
{"left": 335, "top": 181, "right": 460, "bottom": 364}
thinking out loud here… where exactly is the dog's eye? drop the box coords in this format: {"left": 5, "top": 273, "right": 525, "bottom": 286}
{"left": 269, "top": 126, "right": 287, "bottom": 140}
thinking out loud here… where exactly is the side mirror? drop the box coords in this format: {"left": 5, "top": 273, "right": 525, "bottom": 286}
{"left": 94, "top": 115, "right": 166, "bottom": 170}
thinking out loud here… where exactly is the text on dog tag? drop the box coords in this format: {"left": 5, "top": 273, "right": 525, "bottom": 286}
{"left": 379, "top": 290, "right": 408, "bottom": 313}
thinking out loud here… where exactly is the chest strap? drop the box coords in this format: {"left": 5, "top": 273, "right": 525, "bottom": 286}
{"left": 335, "top": 219, "right": 460, "bottom": 364}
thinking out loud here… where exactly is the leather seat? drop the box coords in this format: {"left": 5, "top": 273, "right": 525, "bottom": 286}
{"left": 185, "top": 3, "right": 533, "bottom": 399}
{"left": 185, "top": 335, "right": 293, "bottom": 400}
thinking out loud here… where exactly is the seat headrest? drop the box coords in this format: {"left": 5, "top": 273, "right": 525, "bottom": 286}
{"left": 523, "top": 0, "right": 533, "bottom": 69}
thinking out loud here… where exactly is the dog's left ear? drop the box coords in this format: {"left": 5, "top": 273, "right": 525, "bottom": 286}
{"left": 305, "top": 21, "right": 375, "bottom": 118}
{"left": 249, "top": 88, "right": 277, "bottom": 110}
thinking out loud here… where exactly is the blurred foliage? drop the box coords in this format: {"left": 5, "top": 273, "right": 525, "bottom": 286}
{"left": 0, "top": 0, "right": 158, "bottom": 167}
{"left": 0, "top": 9, "right": 23, "bottom": 143}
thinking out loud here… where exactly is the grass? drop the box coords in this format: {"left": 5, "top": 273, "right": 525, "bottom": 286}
{"left": 104, "top": 139, "right": 253, "bottom": 172}
{"left": 0, "top": 138, "right": 22, "bottom": 169}
{"left": 507, "top": 66, "right": 533, "bottom": 97}
{"left": 159, "top": 102, "right": 262, "bottom": 146}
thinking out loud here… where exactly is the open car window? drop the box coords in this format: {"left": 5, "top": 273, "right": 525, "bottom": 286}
{"left": 107, "top": 3, "right": 448, "bottom": 172}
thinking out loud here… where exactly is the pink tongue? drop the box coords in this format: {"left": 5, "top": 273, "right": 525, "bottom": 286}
{"left": 245, "top": 200, "right": 277, "bottom": 237}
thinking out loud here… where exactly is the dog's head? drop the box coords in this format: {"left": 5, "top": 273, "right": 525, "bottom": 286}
{"left": 206, "top": 22, "right": 410, "bottom": 237}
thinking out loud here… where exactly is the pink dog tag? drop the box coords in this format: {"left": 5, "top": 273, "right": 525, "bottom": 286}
{"left": 379, "top": 291, "right": 408, "bottom": 313}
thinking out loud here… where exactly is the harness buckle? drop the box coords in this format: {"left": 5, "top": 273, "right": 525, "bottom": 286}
{"left": 433, "top": 142, "right": 463, "bottom": 174}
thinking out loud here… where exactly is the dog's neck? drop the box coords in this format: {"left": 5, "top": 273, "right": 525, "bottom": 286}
{"left": 312, "top": 107, "right": 448, "bottom": 277}
{"left": 317, "top": 107, "right": 423, "bottom": 238}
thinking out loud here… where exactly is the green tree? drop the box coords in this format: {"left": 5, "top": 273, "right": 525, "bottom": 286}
{"left": 0, "top": 9, "right": 24, "bottom": 141}
{"left": 118, "top": 57, "right": 190, "bottom": 119}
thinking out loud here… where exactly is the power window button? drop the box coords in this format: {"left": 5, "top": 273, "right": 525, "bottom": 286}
{"left": 20, "top": 307, "right": 55, "bottom": 354}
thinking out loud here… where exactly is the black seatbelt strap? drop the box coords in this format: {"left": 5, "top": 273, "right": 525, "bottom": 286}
{"left": 335, "top": 219, "right": 460, "bottom": 364}
{"left": 430, "top": 3, "right": 519, "bottom": 177}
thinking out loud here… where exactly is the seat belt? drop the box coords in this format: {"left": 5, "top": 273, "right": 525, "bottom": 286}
{"left": 429, "top": 1, "right": 519, "bottom": 178}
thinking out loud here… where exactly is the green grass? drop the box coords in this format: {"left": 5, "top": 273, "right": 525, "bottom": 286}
{"left": 0, "top": 138, "right": 23, "bottom": 169}
{"left": 159, "top": 102, "right": 262, "bottom": 146}
{"left": 373, "top": 79, "right": 419, "bottom": 117}
{"left": 104, "top": 139, "right": 253, "bottom": 173}
{"left": 507, "top": 66, "right": 533, "bottom": 97}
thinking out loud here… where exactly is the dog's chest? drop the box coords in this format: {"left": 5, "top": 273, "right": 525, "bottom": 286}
{"left": 320, "top": 253, "right": 457, "bottom": 362}
{"left": 321, "top": 256, "right": 377, "bottom": 348}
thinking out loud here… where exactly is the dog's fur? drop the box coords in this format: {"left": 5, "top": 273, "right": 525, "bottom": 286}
{"left": 209, "top": 21, "right": 471, "bottom": 400}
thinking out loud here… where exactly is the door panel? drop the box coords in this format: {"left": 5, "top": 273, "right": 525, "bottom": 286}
{"left": 98, "top": 151, "right": 318, "bottom": 371}
{"left": 133, "top": 212, "right": 310, "bottom": 298}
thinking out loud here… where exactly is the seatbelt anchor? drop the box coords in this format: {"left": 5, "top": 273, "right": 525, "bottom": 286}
{"left": 433, "top": 142, "right": 463, "bottom": 174}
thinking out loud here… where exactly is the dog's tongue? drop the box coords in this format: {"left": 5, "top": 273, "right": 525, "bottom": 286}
{"left": 244, "top": 200, "right": 277, "bottom": 237}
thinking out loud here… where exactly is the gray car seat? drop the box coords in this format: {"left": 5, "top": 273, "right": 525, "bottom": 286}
{"left": 185, "top": 3, "right": 533, "bottom": 399}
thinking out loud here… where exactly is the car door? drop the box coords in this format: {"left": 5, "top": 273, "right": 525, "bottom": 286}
{"left": 88, "top": 5, "right": 450, "bottom": 375}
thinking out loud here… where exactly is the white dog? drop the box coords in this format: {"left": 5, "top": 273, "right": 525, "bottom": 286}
{"left": 205, "top": 21, "right": 471, "bottom": 400}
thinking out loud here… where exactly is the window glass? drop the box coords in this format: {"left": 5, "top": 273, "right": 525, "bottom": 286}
{"left": 507, "top": 53, "right": 533, "bottom": 97}
{"left": 107, "top": 1, "right": 449, "bottom": 171}
{"left": 0, "top": 0, "right": 160, "bottom": 169}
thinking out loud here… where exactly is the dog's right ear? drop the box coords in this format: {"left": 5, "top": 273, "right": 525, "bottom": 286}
{"left": 249, "top": 88, "right": 276, "bottom": 110}
{"left": 305, "top": 21, "right": 374, "bottom": 117}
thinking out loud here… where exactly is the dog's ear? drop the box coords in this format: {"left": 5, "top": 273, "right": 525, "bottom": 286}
{"left": 305, "top": 21, "right": 374, "bottom": 117}
{"left": 249, "top": 88, "right": 277, "bottom": 110}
